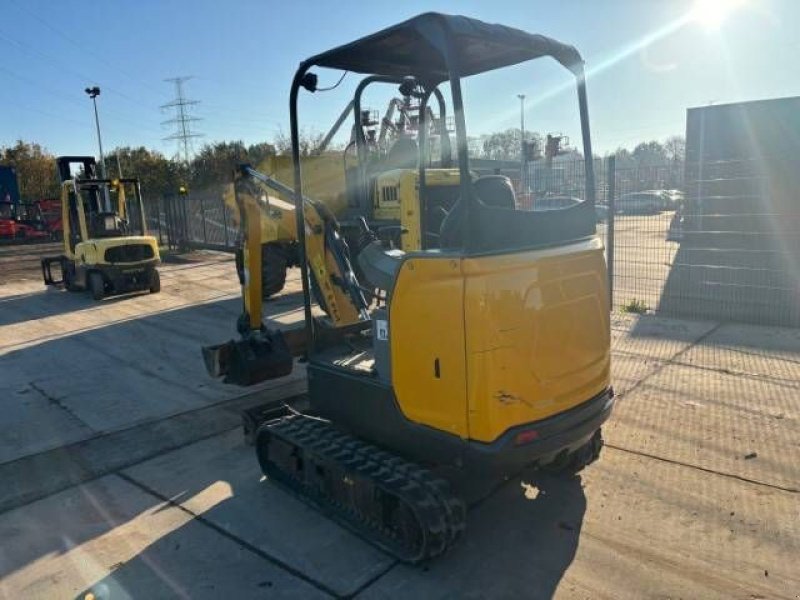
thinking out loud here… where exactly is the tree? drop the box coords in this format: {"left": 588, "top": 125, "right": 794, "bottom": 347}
{"left": 111, "top": 146, "right": 181, "bottom": 199}
{"left": 247, "top": 142, "right": 278, "bottom": 166}
{"left": 0, "top": 141, "right": 59, "bottom": 200}
{"left": 474, "top": 128, "right": 544, "bottom": 161}
{"left": 480, "top": 128, "right": 520, "bottom": 160}
{"left": 186, "top": 141, "right": 277, "bottom": 190}
{"left": 631, "top": 140, "right": 668, "bottom": 166}
{"left": 611, "top": 147, "right": 636, "bottom": 168}
{"left": 663, "top": 135, "right": 686, "bottom": 163}
{"left": 274, "top": 129, "right": 326, "bottom": 157}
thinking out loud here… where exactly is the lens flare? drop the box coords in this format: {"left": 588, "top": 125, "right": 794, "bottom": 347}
{"left": 691, "top": 0, "right": 746, "bottom": 31}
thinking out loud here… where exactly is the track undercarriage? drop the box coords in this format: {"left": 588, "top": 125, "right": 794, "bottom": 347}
{"left": 255, "top": 415, "right": 466, "bottom": 563}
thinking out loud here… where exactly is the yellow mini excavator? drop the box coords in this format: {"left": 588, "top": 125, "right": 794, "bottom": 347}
{"left": 203, "top": 13, "right": 613, "bottom": 563}
{"left": 41, "top": 156, "right": 160, "bottom": 300}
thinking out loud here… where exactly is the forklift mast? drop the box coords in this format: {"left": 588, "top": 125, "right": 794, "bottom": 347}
{"left": 56, "top": 156, "right": 98, "bottom": 184}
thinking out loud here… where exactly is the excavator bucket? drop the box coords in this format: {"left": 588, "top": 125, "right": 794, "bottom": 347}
{"left": 202, "top": 330, "right": 294, "bottom": 386}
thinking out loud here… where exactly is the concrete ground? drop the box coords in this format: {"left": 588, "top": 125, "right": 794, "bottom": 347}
{"left": 1, "top": 246, "right": 798, "bottom": 599}
{"left": 0, "top": 244, "right": 307, "bottom": 511}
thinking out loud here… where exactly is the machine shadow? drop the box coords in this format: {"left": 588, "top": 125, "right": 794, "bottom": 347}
{"left": 0, "top": 286, "right": 306, "bottom": 465}
{"left": 415, "top": 470, "right": 587, "bottom": 598}
{"left": 0, "top": 278, "right": 304, "bottom": 329}
{"left": 71, "top": 455, "right": 587, "bottom": 599}
{"left": 0, "top": 287, "right": 109, "bottom": 327}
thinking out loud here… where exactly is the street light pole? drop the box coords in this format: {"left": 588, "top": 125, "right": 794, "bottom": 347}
{"left": 85, "top": 86, "right": 112, "bottom": 211}
{"left": 517, "top": 93, "right": 526, "bottom": 191}
{"left": 84, "top": 86, "right": 107, "bottom": 179}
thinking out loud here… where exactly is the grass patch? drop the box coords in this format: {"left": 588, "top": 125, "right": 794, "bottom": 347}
{"left": 621, "top": 298, "right": 649, "bottom": 314}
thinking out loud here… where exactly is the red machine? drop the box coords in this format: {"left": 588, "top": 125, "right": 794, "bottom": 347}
{"left": 36, "top": 198, "right": 63, "bottom": 239}
{"left": 0, "top": 201, "right": 16, "bottom": 238}
{"left": 0, "top": 201, "right": 52, "bottom": 240}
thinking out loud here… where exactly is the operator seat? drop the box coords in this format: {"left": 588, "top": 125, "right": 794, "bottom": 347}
{"left": 439, "top": 175, "right": 516, "bottom": 249}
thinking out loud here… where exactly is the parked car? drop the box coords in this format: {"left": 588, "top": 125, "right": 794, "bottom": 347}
{"left": 533, "top": 195, "right": 580, "bottom": 211}
{"left": 615, "top": 191, "right": 663, "bottom": 215}
{"left": 532, "top": 195, "right": 608, "bottom": 223}
{"left": 660, "top": 189, "right": 684, "bottom": 210}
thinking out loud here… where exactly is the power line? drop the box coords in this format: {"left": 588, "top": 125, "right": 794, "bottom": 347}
{"left": 0, "top": 64, "right": 164, "bottom": 144}
{"left": 7, "top": 0, "right": 164, "bottom": 97}
{"left": 161, "top": 76, "right": 204, "bottom": 163}
{"left": 0, "top": 28, "right": 149, "bottom": 113}
{"left": 0, "top": 29, "right": 165, "bottom": 139}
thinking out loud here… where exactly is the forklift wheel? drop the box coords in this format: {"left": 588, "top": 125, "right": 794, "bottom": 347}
{"left": 89, "top": 272, "right": 105, "bottom": 301}
{"left": 149, "top": 269, "right": 161, "bottom": 294}
{"left": 62, "top": 264, "right": 80, "bottom": 292}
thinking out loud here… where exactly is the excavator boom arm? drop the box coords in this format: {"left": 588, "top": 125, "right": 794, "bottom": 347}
{"left": 202, "top": 164, "right": 370, "bottom": 386}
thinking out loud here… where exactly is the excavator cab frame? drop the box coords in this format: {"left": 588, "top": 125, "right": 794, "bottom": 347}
{"left": 345, "top": 76, "right": 454, "bottom": 219}
{"left": 291, "top": 12, "right": 597, "bottom": 354}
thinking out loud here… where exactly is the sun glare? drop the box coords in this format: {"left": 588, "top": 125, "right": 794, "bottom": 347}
{"left": 691, "top": 0, "right": 746, "bottom": 30}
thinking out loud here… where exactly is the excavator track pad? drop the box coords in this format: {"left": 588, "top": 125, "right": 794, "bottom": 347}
{"left": 255, "top": 415, "right": 466, "bottom": 563}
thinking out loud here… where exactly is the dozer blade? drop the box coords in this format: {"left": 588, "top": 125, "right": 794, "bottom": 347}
{"left": 202, "top": 330, "right": 293, "bottom": 386}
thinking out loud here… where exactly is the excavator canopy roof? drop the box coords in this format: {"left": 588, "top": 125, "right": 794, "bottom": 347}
{"left": 304, "top": 12, "right": 584, "bottom": 82}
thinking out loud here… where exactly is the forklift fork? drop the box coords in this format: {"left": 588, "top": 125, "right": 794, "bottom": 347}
{"left": 41, "top": 256, "right": 66, "bottom": 286}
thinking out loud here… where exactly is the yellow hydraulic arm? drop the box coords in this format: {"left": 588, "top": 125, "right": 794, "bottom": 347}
{"left": 202, "top": 165, "right": 370, "bottom": 385}
{"left": 233, "top": 165, "right": 368, "bottom": 332}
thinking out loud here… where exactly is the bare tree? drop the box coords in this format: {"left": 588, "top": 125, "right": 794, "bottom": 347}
{"left": 663, "top": 135, "right": 686, "bottom": 163}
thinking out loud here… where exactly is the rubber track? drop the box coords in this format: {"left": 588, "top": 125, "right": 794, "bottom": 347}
{"left": 256, "top": 416, "right": 466, "bottom": 563}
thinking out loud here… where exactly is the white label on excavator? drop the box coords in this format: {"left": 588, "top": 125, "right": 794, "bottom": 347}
{"left": 376, "top": 319, "right": 388, "bottom": 341}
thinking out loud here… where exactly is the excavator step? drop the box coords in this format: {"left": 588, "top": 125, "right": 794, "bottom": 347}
{"left": 255, "top": 415, "right": 466, "bottom": 563}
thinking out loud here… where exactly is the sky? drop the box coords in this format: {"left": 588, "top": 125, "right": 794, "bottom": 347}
{"left": 1, "top": 0, "right": 797, "bottom": 159}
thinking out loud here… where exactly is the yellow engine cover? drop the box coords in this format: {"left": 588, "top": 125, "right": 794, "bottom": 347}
{"left": 462, "top": 237, "right": 610, "bottom": 442}
{"left": 389, "top": 237, "right": 610, "bottom": 444}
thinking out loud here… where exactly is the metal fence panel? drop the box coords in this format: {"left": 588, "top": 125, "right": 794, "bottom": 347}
{"left": 164, "top": 185, "right": 237, "bottom": 252}
{"left": 609, "top": 163, "right": 684, "bottom": 314}
{"left": 659, "top": 157, "right": 800, "bottom": 326}
{"left": 149, "top": 157, "right": 798, "bottom": 327}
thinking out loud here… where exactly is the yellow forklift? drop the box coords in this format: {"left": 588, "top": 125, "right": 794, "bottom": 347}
{"left": 204, "top": 13, "right": 612, "bottom": 563}
{"left": 41, "top": 156, "right": 161, "bottom": 300}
